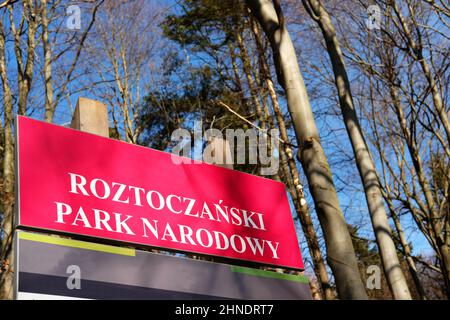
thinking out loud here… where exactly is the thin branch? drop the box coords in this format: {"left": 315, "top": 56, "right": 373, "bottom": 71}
{"left": 215, "top": 100, "right": 297, "bottom": 148}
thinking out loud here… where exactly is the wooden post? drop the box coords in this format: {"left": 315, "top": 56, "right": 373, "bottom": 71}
{"left": 207, "top": 137, "right": 234, "bottom": 170}
{"left": 71, "top": 97, "right": 109, "bottom": 137}
{"left": 190, "top": 136, "right": 232, "bottom": 261}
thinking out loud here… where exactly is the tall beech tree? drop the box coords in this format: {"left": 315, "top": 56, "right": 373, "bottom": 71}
{"left": 245, "top": 0, "right": 367, "bottom": 299}
{"left": 249, "top": 15, "right": 334, "bottom": 299}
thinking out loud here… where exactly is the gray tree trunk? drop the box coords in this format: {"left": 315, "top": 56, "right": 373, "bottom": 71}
{"left": 250, "top": 17, "right": 334, "bottom": 299}
{"left": 302, "top": 0, "right": 412, "bottom": 300}
{"left": 41, "top": 0, "right": 55, "bottom": 123}
{"left": 245, "top": 0, "right": 367, "bottom": 299}
{"left": 0, "top": 18, "right": 15, "bottom": 300}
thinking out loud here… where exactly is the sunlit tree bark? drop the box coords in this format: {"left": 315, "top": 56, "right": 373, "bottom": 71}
{"left": 245, "top": 0, "right": 367, "bottom": 299}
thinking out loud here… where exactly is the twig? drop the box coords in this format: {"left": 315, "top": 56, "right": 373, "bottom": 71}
{"left": 0, "top": 0, "right": 18, "bottom": 9}
{"left": 215, "top": 100, "right": 298, "bottom": 148}
{"left": 412, "top": 256, "right": 442, "bottom": 274}
{"left": 217, "top": 100, "right": 263, "bottom": 130}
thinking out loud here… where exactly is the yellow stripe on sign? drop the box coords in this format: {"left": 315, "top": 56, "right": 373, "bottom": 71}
{"left": 18, "top": 231, "right": 136, "bottom": 257}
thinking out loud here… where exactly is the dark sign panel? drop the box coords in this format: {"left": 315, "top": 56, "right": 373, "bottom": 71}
{"left": 15, "top": 231, "right": 312, "bottom": 300}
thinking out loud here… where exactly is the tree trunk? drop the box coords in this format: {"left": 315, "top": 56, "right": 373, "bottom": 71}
{"left": 387, "top": 195, "right": 427, "bottom": 299}
{"left": 302, "top": 0, "right": 411, "bottom": 299}
{"left": 0, "top": 18, "right": 15, "bottom": 301}
{"left": 245, "top": 0, "right": 367, "bottom": 299}
{"left": 16, "top": 0, "right": 37, "bottom": 116}
{"left": 235, "top": 28, "right": 267, "bottom": 130}
{"left": 250, "top": 16, "right": 334, "bottom": 299}
{"left": 41, "top": 0, "right": 55, "bottom": 122}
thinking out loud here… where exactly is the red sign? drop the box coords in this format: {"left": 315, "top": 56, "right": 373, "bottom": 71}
{"left": 16, "top": 116, "right": 303, "bottom": 269}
